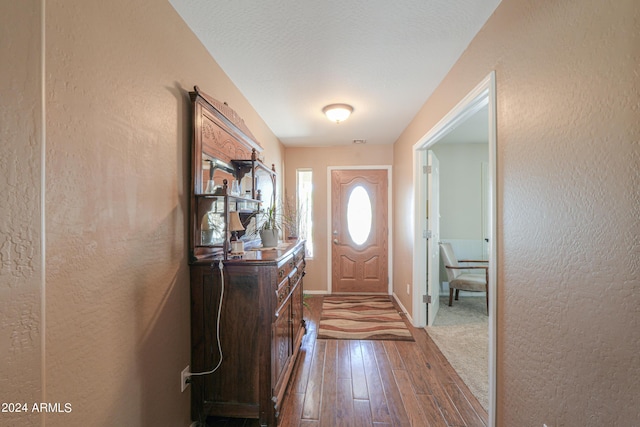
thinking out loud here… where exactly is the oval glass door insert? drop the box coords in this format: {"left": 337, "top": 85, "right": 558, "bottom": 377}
{"left": 347, "top": 186, "right": 372, "bottom": 245}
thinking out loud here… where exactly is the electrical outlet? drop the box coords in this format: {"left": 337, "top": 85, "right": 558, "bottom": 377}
{"left": 406, "top": 284, "right": 410, "bottom": 295}
{"left": 181, "top": 365, "right": 190, "bottom": 392}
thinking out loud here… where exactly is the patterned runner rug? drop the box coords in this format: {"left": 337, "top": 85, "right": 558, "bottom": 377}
{"left": 317, "top": 295, "right": 414, "bottom": 341}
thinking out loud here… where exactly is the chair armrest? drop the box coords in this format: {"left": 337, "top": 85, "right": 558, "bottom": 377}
{"left": 458, "top": 259, "right": 488, "bottom": 263}
{"left": 445, "top": 265, "right": 489, "bottom": 287}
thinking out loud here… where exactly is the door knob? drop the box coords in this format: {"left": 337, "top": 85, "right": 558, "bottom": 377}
{"left": 333, "top": 239, "right": 339, "bottom": 244}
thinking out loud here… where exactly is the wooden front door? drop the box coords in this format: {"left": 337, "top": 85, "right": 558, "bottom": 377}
{"left": 331, "top": 169, "right": 388, "bottom": 293}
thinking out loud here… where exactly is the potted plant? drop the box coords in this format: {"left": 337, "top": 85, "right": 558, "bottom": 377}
{"left": 257, "top": 204, "right": 280, "bottom": 248}
{"left": 253, "top": 194, "right": 305, "bottom": 248}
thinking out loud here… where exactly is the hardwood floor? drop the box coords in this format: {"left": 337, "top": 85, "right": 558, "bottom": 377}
{"left": 205, "top": 296, "right": 487, "bottom": 427}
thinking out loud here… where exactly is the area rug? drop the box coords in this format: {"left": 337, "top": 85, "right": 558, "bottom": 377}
{"left": 317, "top": 295, "right": 414, "bottom": 341}
{"left": 425, "top": 296, "right": 488, "bottom": 410}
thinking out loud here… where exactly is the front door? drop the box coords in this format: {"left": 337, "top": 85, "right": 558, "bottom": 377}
{"left": 331, "top": 169, "right": 388, "bottom": 294}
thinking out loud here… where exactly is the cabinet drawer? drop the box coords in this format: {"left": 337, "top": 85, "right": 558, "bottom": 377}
{"left": 276, "top": 255, "right": 293, "bottom": 284}
{"left": 277, "top": 274, "right": 289, "bottom": 292}
{"left": 292, "top": 245, "right": 304, "bottom": 265}
{"left": 289, "top": 268, "right": 302, "bottom": 291}
{"left": 276, "top": 263, "right": 302, "bottom": 314}
{"left": 275, "top": 280, "right": 291, "bottom": 309}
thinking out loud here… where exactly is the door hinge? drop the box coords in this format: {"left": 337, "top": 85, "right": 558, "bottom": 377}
{"left": 423, "top": 165, "right": 432, "bottom": 174}
{"left": 423, "top": 230, "right": 432, "bottom": 239}
{"left": 423, "top": 295, "right": 432, "bottom": 304}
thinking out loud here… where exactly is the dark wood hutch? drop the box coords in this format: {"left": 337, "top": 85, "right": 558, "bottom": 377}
{"left": 188, "top": 86, "right": 306, "bottom": 426}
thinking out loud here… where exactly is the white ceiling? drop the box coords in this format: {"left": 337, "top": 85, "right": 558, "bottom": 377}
{"left": 169, "top": 0, "right": 501, "bottom": 147}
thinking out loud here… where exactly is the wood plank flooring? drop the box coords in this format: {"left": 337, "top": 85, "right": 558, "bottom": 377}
{"left": 206, "top": 296, "right": 487, "bottom": 427}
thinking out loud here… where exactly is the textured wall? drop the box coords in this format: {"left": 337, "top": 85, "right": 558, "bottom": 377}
{"left": 0, "top": 1, "right": 43, "bottom": 426}
{"left": 393, "top": 0, "right": 640, "bottom": 425}
{"left": 284, "top": 145, "right": 393, "bottom": 293}
{"left": 40, "top": 0, "right": 283, "bottom": 426}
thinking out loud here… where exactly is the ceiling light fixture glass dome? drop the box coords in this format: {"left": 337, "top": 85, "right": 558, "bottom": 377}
{"left": 322, "top": 103, "right": 353, "bottom": 123}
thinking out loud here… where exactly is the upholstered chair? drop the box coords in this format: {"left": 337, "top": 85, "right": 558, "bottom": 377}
{"left": 439, "top": 242, "right": 488, "bottom": 313}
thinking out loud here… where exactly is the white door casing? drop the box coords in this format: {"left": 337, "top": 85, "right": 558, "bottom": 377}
{"left": 426, "top": 150, "right": 440, "bottom": 326}
{"left": 412, "top": 72, "right": 497, "bottom": 426}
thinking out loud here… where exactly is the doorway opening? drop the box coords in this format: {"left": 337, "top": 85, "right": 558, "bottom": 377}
{"left": 412, "top": 72, "right": 497, "bottom": 426}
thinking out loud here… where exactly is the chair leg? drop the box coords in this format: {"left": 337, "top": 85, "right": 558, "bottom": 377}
{"left": 449, "top": 288, "right": 454, "bottom": 306}
{"left": 455, "top": 289, "right": 460, "bottom": 301}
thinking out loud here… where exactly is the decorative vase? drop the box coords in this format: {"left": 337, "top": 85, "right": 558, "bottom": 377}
{"left": 259, "top": 229, "right": 278, "bottom": 248}
{"left": 201, "top": 211, "right": 215, "bottom": 245}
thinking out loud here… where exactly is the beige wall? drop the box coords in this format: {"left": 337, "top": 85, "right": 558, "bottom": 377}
{"left": 393, "top": 0, "right": 640, "bottom": 425}
{"left": 284, "top": 145, "right": 393, "bottom": 292}
{"left": 5, "top": 0, "right": 639, "bottom": 425}
{"left": 0, "top": 2, "right": 43, "bottom": 426}
{"left": 2, "top": 0, "right": 283, "bottom": 426}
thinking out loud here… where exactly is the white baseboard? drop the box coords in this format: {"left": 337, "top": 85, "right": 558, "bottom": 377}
{"left": 392, "top": 293, "right": 414, "bottom": 325}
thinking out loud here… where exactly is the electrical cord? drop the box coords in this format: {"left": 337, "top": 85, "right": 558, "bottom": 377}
{"left": 188, "top": 259, "right": 225, "bottom": 381}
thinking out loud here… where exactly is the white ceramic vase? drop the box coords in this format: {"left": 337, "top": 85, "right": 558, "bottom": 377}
{"left": 259, "top": 229, "right": 278, "bottom": 248}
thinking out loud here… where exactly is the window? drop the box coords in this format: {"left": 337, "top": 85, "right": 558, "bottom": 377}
{"left": 347, "top": 186, "right": 372, "bottom": 245}
{"left": 297, "top": 169, "right": 313, "bottom": 257}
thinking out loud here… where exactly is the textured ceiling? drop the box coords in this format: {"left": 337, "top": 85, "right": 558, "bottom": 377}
{"left": 169, "top": 0, "right": 501, "bottom": 146}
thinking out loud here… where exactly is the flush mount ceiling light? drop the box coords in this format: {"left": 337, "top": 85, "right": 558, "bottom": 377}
{"left": 322, "top": 103, "right": 353, "bottom": 123}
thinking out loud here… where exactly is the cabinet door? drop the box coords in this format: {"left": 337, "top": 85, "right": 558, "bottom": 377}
{"left": 273, "top": 297, "right": 292, "bottom": 394}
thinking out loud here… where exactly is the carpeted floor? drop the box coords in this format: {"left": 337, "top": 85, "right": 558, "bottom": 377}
{"left": 317, "top": 295, "right": 414, "bottom": 341}
{"left": 425, "top": 296, "right": 488, "bottom": 410}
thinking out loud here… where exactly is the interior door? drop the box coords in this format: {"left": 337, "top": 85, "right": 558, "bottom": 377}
{"left": 427, "top": 151, "right": 440, "bottom": 326}
{"left": 481, "top": 161, "right": 490, "bottom": 260}
{"left": 331, "top": 169, "right": 388, "bottom": 294}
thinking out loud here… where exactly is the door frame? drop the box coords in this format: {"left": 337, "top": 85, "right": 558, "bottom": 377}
{"left": 425, "top": 150, "right": 440, "bottom": 327}
{"left": 411, "top": 71, "right": 497, "bottom": 426}
{"left": 326, "top": 165, "right": 393, "bottom": 294}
